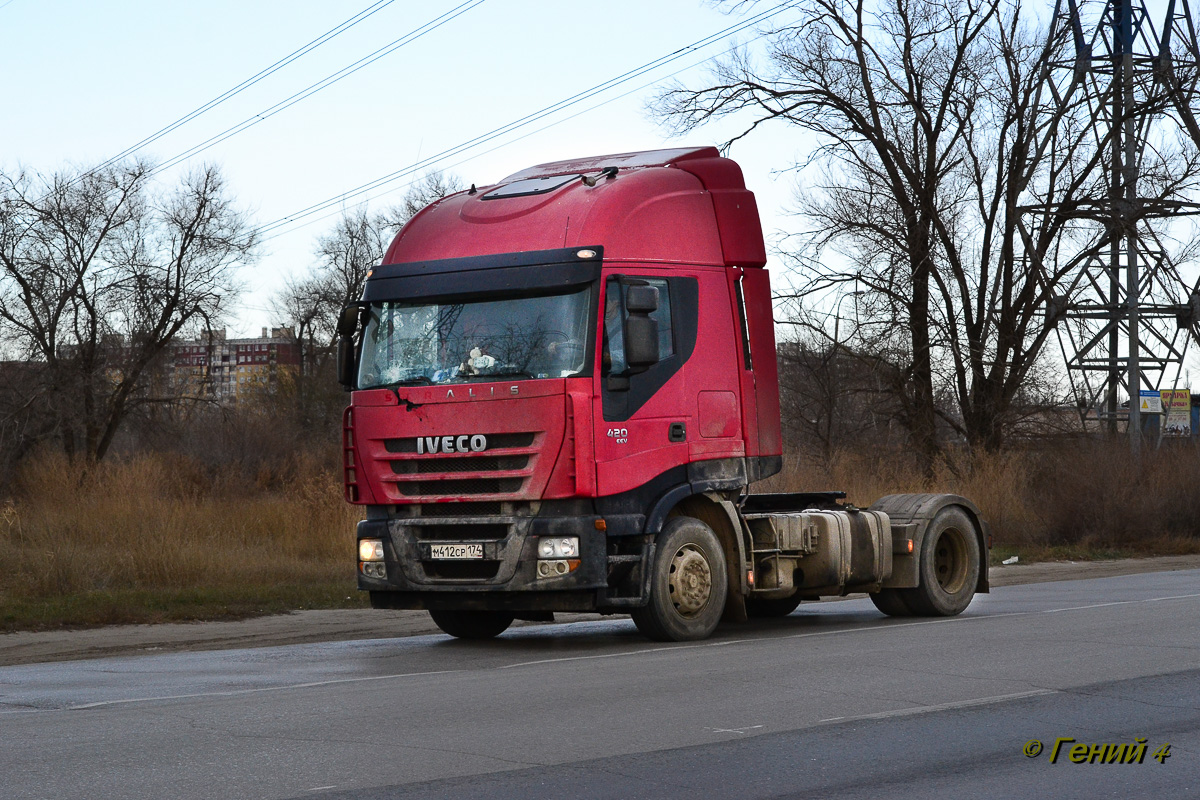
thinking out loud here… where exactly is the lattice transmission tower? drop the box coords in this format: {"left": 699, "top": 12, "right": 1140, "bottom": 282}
{"left": 1030, "top": 0, "right": 1200, "bottom": 453}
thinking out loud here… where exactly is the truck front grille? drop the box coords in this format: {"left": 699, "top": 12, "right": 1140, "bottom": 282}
{"left": 411, "top": 524, "right": 509, "bottom": 541}
{"left": 378, "top": 431, "right": 541, "bottom": 501}
{"left": 389, "top": 455, "right": 529, "bottom": 475}
{"left": 413, "top": 501, "right": 506, "bottom": 517}
{"left": 384, "top": 433, "right": 536, "bottom": 453}
{"left": 396, "top": 477, "right": 524, "bottom": 496}
{"left": 422, "top": 561, "right": 502, "bottom": 580}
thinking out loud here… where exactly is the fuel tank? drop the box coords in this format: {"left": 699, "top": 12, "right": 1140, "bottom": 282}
{"left": 745, "top": 509, "right": 893, "bottom": 595}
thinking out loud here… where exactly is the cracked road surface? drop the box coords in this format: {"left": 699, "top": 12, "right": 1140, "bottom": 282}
{"left": 2, "top": 570, "right": 1198, "bottom": 799}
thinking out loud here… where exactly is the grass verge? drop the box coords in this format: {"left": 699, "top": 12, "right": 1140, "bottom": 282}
{"left": 0, "top": 584, "right": 369, "bottom": 633}
{"left": 0, "top": 452, "right": 365, "bottom": 631}
{"left": 3, "top": 441, "right": 1199, "bottom": 632}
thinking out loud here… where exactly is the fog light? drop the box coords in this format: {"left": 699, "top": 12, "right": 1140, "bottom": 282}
{"left": 360, "top": 561, "right": 387, "bottom": 578}
{"left": 359, "top": 539, "right": 384, "bottom": 561}
{"left": 536, "top": 559, "right": 580, "bottom": 578}
{"left": 537, "top": 537, "right": 579, "bottom": 558}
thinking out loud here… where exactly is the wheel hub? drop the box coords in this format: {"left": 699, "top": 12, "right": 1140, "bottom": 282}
{"left": 668, "top": 544, "right": 712, "bottom": 617}
{"left": 933, "top": 528, "right": 969, "bottom": 594}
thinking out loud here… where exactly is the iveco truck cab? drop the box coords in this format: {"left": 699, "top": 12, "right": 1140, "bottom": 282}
{"left": 338, "top": 147, "right": 988, "bottom": 641}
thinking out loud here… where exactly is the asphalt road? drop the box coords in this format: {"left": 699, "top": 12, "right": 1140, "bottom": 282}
{"left": 2, "top": 570, "right": 1197, "bottom": 799}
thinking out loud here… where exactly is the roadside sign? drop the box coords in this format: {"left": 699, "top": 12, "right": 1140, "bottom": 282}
{"left": 1162, "top": 389, "right": 1192, "bottom": 437}
{"left": 1139, "top": 390, "right": 1162, "bottom": 414}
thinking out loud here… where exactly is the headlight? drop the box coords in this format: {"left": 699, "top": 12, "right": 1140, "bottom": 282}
{"left": 538, "top": 537, "right": 579, "bottom": 558}
{"left": 358, "top": 539, "right": 384, "bottom": 561}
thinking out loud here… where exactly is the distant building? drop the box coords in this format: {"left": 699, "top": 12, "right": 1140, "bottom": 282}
{"left": 167, "top": 327, "right": 299, "bottom": 402}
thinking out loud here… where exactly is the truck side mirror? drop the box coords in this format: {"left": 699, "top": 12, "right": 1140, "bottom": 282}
{"left": 624, "top": 285, "right": 660, "bottom": 370}
{"left": 337, "top": 305, "right": 359, "bottom": 338}
{"left": 337, "top": 306, "right": 359, "bottom": 390}
{"left": 625, "top": 284, "right": 658, "bottom": 314}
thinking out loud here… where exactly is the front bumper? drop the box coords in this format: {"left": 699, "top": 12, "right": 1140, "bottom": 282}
{"left": 356, "top": 512, "right": 609, "bottom": 610}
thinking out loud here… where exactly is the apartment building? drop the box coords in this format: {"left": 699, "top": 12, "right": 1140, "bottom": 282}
{"left": 169, "top": 327, "right": 300, "bottom": 402}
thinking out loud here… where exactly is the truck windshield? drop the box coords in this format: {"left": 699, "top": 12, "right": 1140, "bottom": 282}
{"left": 357, "top": 287, "right": 592, "bottom": 389}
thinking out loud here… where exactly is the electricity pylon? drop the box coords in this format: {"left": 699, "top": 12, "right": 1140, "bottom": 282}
{"left": 1029, "top": 0, "right": 1200, "bottom": 453}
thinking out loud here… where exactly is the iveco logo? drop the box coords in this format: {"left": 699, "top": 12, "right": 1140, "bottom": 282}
{"left": 417, "top": 434, "right": 488, "bottom": 454}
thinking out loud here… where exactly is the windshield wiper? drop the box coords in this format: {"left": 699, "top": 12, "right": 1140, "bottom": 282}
{"left": 384, "top": 376, "right": 434, "bottom": 387}
{"left": 466, "top": 370, "right": 535, "bottom": 381}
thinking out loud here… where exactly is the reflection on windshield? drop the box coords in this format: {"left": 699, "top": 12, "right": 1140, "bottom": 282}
{"left": 357, "top": 288, "right": 592, "bottom": 389}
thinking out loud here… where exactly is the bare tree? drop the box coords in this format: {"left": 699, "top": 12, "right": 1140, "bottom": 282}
{"left": 0, "top": 161, "right": 256, "bottom": 463}
{"left": 655, "top": 0, "right": 1199, "bottom": 461}
{"left": 276, "top": 170, "right": 463, "bottom": 427}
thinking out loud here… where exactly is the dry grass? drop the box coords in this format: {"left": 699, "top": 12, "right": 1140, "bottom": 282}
{"left": 760, "top": 441, "right": 1200, "bottom": 561}
{"left": 4, "top": 439, "right": 1199, "bottom": 631}
{"left": 0, "top": 452, "right": 365, "bottom": 631}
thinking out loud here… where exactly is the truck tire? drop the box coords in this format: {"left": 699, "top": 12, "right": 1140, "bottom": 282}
{"left": 900, "top": 507, "right": 980, "bottom": 616}
{"left": 428, "top": 609, "right": 514, "bottom": 639}
{"left": 869, "top": 588, "right": 913, "bottom": 617}
{"left": 632, "top": 516, "right": 728, "bottom": 642}
{"left": 745, "top": 594, "right": 802, "bottom": 618}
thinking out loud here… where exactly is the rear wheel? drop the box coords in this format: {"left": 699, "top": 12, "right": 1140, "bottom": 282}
{"left": 632, "top": 517, "right": 728, "bottom": 642}
{"left": 745, "top": 593, "right": 802, "bottom": 618}
{"left": 900, "top": 507, "right": 980, "bottom": 617}
{"left": 428, "top": 609, "right": 514, "bottom": 639}
{"left": 869, "top": 588, "right": 913, "bottom": 617}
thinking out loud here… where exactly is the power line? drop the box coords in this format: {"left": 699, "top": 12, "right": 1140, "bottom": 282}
{"left": 151, "top": 0, "right": 486, "bottom": 176}
{"left": 88, "top": 0, "right": 400, "bottom": 179}
{"left": 258, "top": 33, "right": 781, "bottom": 245}
{"left": 253, "top": 1, "right": 795, "bottom": 238}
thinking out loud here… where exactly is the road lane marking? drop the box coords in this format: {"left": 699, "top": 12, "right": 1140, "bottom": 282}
{"left": 817, "top": 689, "right": 1057, "bottom": 723}
{"left": 6, "top": 589, "right": 1198, "bottom": 714}
{"left": 704, "top": 725, "right": 764, "bottom": 735}
{"left": 1148, "top": 592, "right": 1200, "bottom": 602}
{"left": 497, "top": 591, "right": 1200, "bottom": 670}
{"left": 1, "top": 669, "right": 461, "bottom": 714}
{"left": 499, "top": 638, "right": 753, "bottom": 668}
{"left": 1041, "top": 592, "right": 1200, "bottom": 613}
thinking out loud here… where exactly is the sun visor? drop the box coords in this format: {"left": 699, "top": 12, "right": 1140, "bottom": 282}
{"left": 362, "top": 246, "right": 603, "bottom": 302}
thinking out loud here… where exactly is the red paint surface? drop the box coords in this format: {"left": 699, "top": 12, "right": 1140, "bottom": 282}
{"left": 350, "top": 147, "right": 781, "bottom": 505}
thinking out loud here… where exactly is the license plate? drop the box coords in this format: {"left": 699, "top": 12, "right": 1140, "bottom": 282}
{"left": 429, "top": 543, "right": 484, "bottom": 560}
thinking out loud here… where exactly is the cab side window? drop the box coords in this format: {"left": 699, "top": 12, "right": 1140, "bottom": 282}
{"left": 602, "top": 277, "right": 673, "bottom": 375}
{"left": 601, "top": 275, "right": 697, "bottom": 422}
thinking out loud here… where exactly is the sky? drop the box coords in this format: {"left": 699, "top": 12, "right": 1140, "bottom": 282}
{"left": 2, "top": 0, "right": 1196, "bottom": 397}
{"left": 0, "top": 0, "right": 803, "bottom": 338}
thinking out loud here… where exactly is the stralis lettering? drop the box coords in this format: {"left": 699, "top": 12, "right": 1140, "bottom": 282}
{"left": 444, "top": 386, "right": 520, "bottom": 399}
{"left": 417, "top": 434, "right": 488, "bottom": 454}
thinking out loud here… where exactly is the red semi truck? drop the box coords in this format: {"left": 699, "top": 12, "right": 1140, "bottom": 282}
{"left": 337, "top": 147, "right": 989, "bottom": 642}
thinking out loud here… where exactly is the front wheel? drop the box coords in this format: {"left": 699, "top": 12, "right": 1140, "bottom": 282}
{"left": 428, "top": 609, "right": 515, "bottom": 639}
{"left": 900, "top": 507, "right": 981, "bottom": 616}
{"left": 632, "top": 517, "right": 728, "bottom": 642}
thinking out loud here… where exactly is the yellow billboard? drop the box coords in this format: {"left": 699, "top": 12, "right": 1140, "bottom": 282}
{"left": 1161, "top": 389, "right": 1192, "bottom": 437}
